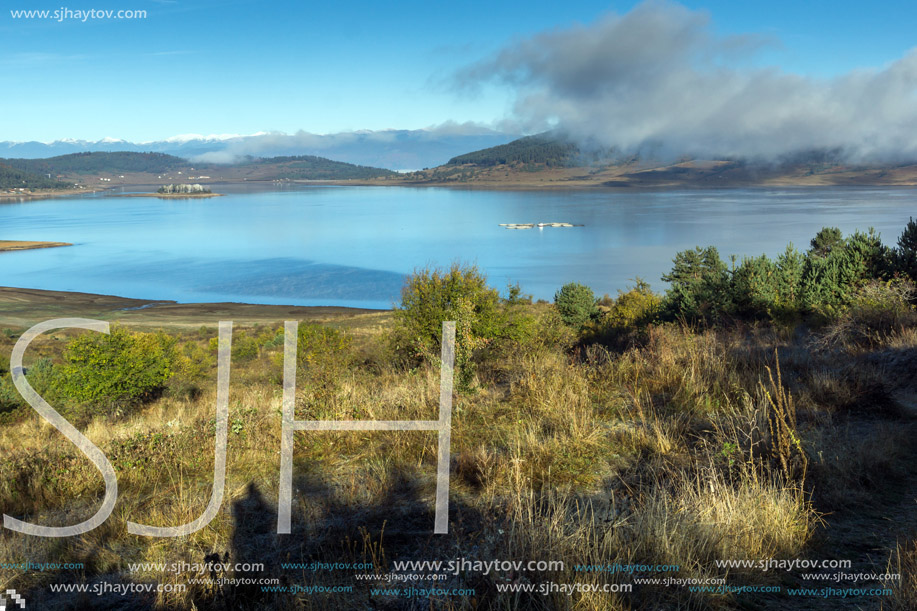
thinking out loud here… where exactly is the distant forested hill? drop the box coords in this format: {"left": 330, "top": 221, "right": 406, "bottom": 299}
{"left": 0, "top": 163, "right": 70, "bottom": 189}
{"left": 0, "top": 151, "right": 398, "bottom": 182}
{"left": 253, "top": 155, "right": 398, "bottom": 180}
{"left": 447, "top": 134, "right": 580, "bottom": 167}
{"left": 1, "top": 152, "right": 187, "bottom": 175}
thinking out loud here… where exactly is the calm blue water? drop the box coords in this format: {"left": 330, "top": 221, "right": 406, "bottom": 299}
{"left": 0, "top": 185, "right": 914, "bottom": 309}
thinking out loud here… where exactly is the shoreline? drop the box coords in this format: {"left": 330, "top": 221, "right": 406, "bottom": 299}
{"left": 0, "top": 286, "right": 389, "bottom": 329}
{"left": 7, "top": 178, "right": 917, "bottom": 199}
{"left": 304, "top": 176, "right": 917, "bottom": 190}
{"left": 0, "top": 187, "right": 103, "bottom": 200}
{"left": 0, "top": 240, "right": 72, "bottom": 253}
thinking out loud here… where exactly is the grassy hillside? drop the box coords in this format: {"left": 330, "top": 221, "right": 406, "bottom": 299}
{"left": 0, "top": 162, "right": 71, "bottom": 189}
{"left": 1, "top": 152, "right": 187, "bottom": 176}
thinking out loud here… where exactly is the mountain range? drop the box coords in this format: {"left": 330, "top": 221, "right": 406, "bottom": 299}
{"left": 8, "top": 130, "right": 917, "bottom": 192}
{"left": 0, "top": 128, "right": 517, "bottom": 171}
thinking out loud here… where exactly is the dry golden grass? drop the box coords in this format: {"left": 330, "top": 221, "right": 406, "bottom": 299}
{"left": 886, "top": 534, "right": 917, "bottom": 611}
{"left": 0, "top": 310, "right": 914, "bottom": 609}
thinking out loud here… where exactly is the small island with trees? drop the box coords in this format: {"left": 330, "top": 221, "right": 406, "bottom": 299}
{"left": 124, "top": 183, "right": 224, "bottom": 199}
{"left": 158, "top": 183, "right": 211, "bottom": 195}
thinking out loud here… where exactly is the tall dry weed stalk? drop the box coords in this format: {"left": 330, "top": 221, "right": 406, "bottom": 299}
{"left": 761, "top": 350, "right": 808, "bottom": 485}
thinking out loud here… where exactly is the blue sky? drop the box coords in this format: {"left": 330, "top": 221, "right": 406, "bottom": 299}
{"left": 2, "top": 0, "right": 917, "bottom": 142}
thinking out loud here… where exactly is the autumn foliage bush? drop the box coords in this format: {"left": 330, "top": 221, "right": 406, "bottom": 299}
{"left": 55, "top": 326, "right": 176, "bottom": 417}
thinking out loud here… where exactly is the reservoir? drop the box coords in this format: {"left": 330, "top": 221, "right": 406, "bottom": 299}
{"left": 0, "top": 185, "right": 914, "bottom": 309}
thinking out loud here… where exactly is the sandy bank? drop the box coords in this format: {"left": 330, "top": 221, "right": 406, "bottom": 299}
{"left": 0, "top": 286, "right": 389, "bottom": 330}
{"left": 0, "top": 241, "right": 72, "bottom": 253}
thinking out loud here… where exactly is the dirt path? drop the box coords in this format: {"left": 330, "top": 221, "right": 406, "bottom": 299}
{"left": 753, "top": 385, "right": 917, "bottom": 610}
{"left": 803, "top": 450, "right": 917, "bottom": 610}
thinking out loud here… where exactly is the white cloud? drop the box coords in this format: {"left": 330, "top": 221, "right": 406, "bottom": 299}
{"left": 454, "top": 0, "right": 917, "bottom": 161}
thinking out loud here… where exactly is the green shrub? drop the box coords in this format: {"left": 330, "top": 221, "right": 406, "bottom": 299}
{"left": 800, "top": 251, "right": 843, "bottom": 314}
{"left": 0, "top": 357, "right": 62, "bottom": 419}
{"left": 55, "top": 326, "right": 176, "bottom": 417}
{"left": 656, "top": 220, "right": 914, "bottom": 325}
{"left": 844, "top": 228, "right": 892, "bottom": 281}
{"left": 894, "top": 217, "right": 917, "bottom": 281}
{"left": 296, "top": 323, "right": 352, "bottom": 368}
{"left": 661, "top": 246, "right": 731, "bottom": 320}
{"left": 800, "top": 228, "right": 890, "bottom": 315}
{"left": 604, "top": 279, "right": 661, "bottom": 328}
{"left": 586, "top": 280, "right": 661, "bottom": 346}
{"left": 505, "top": 282, "right": 532, "bottom": 306}
{"left": 727, "top": 246, "right": 805, "bottom": 322}
{"left": 809, "top": 226, "right": 844, "bottom": 257}
{"left": 23, "top": 356, "right": 59, "bottom": 400}
{"left": 393, "top": 264, "right": 502, "bottom": 355}
{"left": 487, "top": 298, "right": 538, "bottom": 351}
{"left": 167, "top": 340, "right": 216, "bottom": 400}
{"left": 230, "top": 330, "right": 260, "bottom": 362}
{"left": 731, "top": 255, "right": 779, "bottom": 318}
{"left": 530, "top": 305, "right": 577, "bottom": 352}
{"left": 554, "top": 282, "right": 598, "bottom": 329}
{"left": 819, "top": 279, "right": 917, "bottom": 348}
{"left": 292, "top": 322, "right": 354, "bottom": 395}
{"left": 260, "top": 326, "right": 286, "bottom": 349}
{"left": 392, "top": 263, "right": 505, "bottom": 390}
{"left": 0, "top": 358, "right": 59, "bottom": 424}
{"left": 0, "top": 373, "right": 22, "bottom": 415}
{"left": 773, "top": 244, "right": 806, "bottom": 313}
{"left": 849, "top": 278, "right": 915, "bottom": 321}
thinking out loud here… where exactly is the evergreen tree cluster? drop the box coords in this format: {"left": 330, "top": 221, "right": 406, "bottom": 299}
{"left": 2, "top": 152, "right": 187, "bottom": 175}
{"left": 447, "top": 134, "right": 580, "bottom": 167}
{"left": 661, "top": 221, "right": 917, "bottom": 322}
{"left": 257, "top": 155, "right": 397, "bottom": 180}
{"left": 157, "top": 183, "right": 211, "bottom": 194}
{"left": 0, "top": 162, "right": 71, "bottom": 189}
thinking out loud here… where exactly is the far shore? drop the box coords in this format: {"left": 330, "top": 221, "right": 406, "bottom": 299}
{"left": 10, "top": 170, "right": 917, "bottom": 201}
{"left": 0, "top": 240, "right": 72, "bottom": 253}
{"left": 0, "top": 187, "right": 102, "bottom": 200}
{"left": 325, "top": 170, "right": 917, "bottom": 190}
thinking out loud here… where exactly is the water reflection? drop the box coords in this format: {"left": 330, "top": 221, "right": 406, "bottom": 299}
{"left": 0, "top": 185, "right": 914, "bottom": 308}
